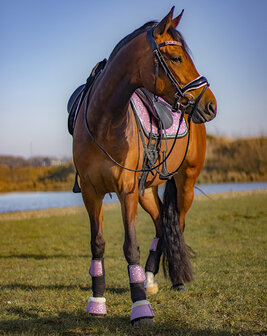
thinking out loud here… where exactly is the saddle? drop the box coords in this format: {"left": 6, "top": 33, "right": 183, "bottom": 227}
{"left": 130, "top": 89, "right": 188, "bottom": 194}
{"left": 131, "top": 88, "right": 188, "bottom": 139}
{"left": 67, "top": 84, "right": 85, "bottom": 135}
{"left": 68, "top": 60, "right": 187, "bottom": 139}
{"left": 67, "top": 58, "right": 107, "bottom": 135}
{"left": 67, "top": 60, "right": 188, "bottom": 194}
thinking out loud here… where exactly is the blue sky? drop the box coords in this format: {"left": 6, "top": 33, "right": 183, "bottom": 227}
{"left": 1, "top": 0, "right": 267, "bottom": 158}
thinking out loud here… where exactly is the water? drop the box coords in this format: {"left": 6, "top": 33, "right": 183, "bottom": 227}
{"left": 0, "top": 182, "right": 266, "bottom": 213}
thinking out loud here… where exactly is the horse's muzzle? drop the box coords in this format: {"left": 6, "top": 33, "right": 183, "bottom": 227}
{"left": 191, "top": 101, "right": 217, "bottom": 124}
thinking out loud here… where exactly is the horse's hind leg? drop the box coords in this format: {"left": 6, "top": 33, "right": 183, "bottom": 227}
{"left": 119, "top": 188, "right": 154, "bottom": 324}
{"left": 81, "top": 185, "right": 106, "bottom": 316}
{"left": 175, "top": 173, "right": 196, "bottom": 233}
{"left": 139, "top": 187, "right": 162, "bottom": 295}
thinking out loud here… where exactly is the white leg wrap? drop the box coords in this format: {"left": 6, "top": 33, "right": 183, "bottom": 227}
{"left": 145, "top": 272, "right": 155, "bottom": 288}
{"left": 144, "top": 272, "right": 159, "bottom": 295}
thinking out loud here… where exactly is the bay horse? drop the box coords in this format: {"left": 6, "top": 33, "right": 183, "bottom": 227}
{"left": 72, "top": 7, "right": 217, "bottom": 324}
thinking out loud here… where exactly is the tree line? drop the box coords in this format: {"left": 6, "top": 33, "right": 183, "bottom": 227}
{"left": 0, "top": 135, "right": 266, "bottom": 192}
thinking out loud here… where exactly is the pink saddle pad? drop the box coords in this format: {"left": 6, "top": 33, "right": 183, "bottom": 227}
{"left": 131, "top": 92, "right": 188, "bottom": 139}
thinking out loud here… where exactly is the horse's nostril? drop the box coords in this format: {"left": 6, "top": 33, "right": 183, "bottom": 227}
{"left": 208, "top": 101, "right": 216, "bottom": 115}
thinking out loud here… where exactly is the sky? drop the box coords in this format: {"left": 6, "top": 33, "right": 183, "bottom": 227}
{"left": 1, "top": 0, "right": 267, "bottom": 158}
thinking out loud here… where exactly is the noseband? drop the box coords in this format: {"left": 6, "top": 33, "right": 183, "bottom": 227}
{"left": 146, "top": 28, "right": 209, "bottom": 118}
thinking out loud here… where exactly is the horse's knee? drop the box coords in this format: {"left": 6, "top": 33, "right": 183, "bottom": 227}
{"left": 91, "top": 235, "right": 105, "bottom": 258}
{"left": 123, "top": 241, "right": 140, "bottom": 265}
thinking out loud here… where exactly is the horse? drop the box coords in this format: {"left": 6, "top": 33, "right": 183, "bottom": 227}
{"left": 71, "top": 7, "right": 217, "bottom": 325}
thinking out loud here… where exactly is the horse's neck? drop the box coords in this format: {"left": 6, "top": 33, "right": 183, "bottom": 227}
{"left": 87, "top": 55, "right": 139, "bottom": 133}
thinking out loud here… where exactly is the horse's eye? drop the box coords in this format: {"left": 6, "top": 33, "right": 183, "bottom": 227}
{"left": 170, "top": 56, "right": 182, "bottom": 63}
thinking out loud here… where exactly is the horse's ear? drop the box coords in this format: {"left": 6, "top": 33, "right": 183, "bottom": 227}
{"left": 171, "top": 9, "right": 184, "bottom": 28}
{"left": 154, "top": 6, "right": 175, "bottom": 37}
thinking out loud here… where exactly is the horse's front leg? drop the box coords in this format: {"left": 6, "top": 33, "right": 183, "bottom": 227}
{"left": 120, "top": 188, "right": 154, "bottom": 324}
{"left": 81, "top": 184, "right": 107, "bottom": 316}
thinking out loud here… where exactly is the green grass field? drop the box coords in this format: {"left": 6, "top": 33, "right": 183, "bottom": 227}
{"left": 0, "top": 191, "right": 266, "bottom": 335}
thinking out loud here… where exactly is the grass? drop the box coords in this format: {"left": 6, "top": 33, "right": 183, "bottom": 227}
{"left": 0, "top": 191, "right": 266, "bottom": 335}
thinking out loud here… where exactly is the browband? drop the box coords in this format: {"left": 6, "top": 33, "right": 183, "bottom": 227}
{"left": 147, "top": 29, "right": 182, "bottom": 50}
{"left": 158, "top": 40, "right": 182, "bottom": 48}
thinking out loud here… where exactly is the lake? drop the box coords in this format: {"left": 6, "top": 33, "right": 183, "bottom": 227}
{"left": 0, "top": 181, "right": 266, "bottom": 213}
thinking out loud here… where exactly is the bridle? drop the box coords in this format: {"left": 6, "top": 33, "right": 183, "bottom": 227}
{"left": 83, "top": 26, "right": 211, "bottom": 180}
{"left": 146, "top": 27, "right": 209, "bottom": 119}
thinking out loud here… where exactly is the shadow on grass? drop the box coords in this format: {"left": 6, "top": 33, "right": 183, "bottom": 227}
{"left": 0, "top": 283, "right": 88, "bottom": 291}
{"left": 0, "top": 254, "right": 90, "bottom": 260}
{"left": 0, "top": 308, "right": 253, "bottom": 336}
{"left": 0, "top": 283, "right": 128, "bottom": 294}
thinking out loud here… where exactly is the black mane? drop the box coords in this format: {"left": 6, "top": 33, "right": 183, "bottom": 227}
{"left": 108, "top": 21, "right": 190, "bottom": 61}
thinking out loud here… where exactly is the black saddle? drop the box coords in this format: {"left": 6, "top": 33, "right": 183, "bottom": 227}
{"left": 67, "top": 58, "right": 107, "bottom": 135}
{"left": 67, "top": 84, "right": 85, "bottom": 135}
{"left": 67, "top": 84, "right": 85, "bottom": 115}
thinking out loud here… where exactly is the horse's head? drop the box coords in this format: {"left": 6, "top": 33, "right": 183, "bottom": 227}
{"left": 139, "top": 7, "right": 217, "bottom": 123}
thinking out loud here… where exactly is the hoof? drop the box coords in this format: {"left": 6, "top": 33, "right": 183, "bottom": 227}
{"left": 130, "top": 300, "right": 154, "bottom": 324}
{"left": 172, "top": 283, "right": 186, "bottom": 291}
{"left": 145, "top": 283, "right": 159, "bottom": 295}
{"left": 132, "top": 317, "right": 154, "bottom": 326}
{"left": 86, "top": 297, "right": 107, "bottom": 316}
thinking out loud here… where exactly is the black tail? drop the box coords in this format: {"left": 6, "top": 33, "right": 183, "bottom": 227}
{"left": 161, "top": 178, "right": 194, "bottom": 285}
